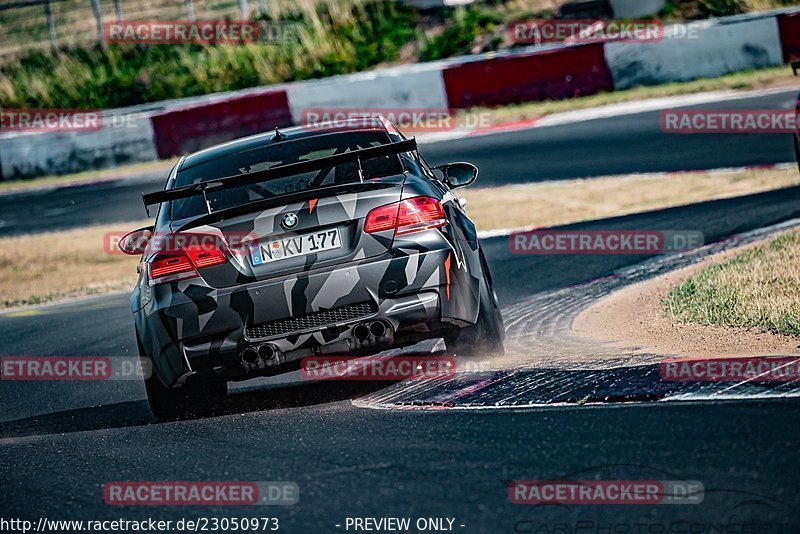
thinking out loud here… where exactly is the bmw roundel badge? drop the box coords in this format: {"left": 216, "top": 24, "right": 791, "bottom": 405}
{"left": 281, "top": 212, "right": 299, "bottom": 229}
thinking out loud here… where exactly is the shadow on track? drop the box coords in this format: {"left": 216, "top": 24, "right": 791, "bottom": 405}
{"left": 0, "top": 379, "right": 398, "bottom": 438}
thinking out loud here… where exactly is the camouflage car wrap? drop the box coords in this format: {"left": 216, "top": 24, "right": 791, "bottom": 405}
{"left": 131, "top": 121, "right": 487, "bottom": 388}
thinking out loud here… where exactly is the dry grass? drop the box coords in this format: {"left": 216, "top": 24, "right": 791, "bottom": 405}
{"left": 743, "top": 0, "right": 799, "bottom": 10}
{"left": 0, "top": 221, "right": 147, "bottom": 308}
{"left": 0, "top": 0, "right": 792, "bottom": 57}
{"left": 0, "top": 0, "right": 331, "bottom": 57}
{"left": 0, "top": 0, "right": 564, "bottom": 58}
{"left": 462, "top": 165, "right": 800, "bottom": 230}
{"left": 663, "top": 230, "right": 800, "bottom": 336}
{"left": 0, "top": 165, "right": 797, "bottom": 309}
{"left": 574, "top": 240, "right": 800, "bottom": 357}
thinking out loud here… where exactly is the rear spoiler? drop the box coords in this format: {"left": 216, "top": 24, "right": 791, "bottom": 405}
{"left": 142, "top": 138, "right": 417, "bottom": 214}
{"left": 793, "top": 60, "right": 800, "bottom": 76}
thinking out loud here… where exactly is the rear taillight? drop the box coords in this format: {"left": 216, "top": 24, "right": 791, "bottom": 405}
{"left": 364, "top": 203, "right": 399, "bottom": 233}
{"left": 364, "top": 196, "right": 447, "bottom": 236}
{"left": 148, "top": 244, "right": 227, "bottom": 285}
{"left": 395, "top": 197, "right": 447, "bottom": 235}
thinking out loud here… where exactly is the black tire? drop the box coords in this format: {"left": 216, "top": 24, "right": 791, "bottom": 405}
{"left": 794, "top": 134, "right": 800, "bottom": 173}
{"left": 137, "top": 335, "right": 226, "bottom": 421}
{"left": 445, "top": 251, "right": 505, "bottom": 358}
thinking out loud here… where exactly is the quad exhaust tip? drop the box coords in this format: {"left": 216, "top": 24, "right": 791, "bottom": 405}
{"left": 353, "top": 323, "right": 371, "bottom": 341}
{"left": 353, "top": 321, "right": 391, "bottom": 343}
{"left": 258, "top": 344, "right": 276, "bottom": 360}
{"left": 241, "top": 347, "right": 259, "bottom": 365}
{"left": 242, "top": 322, "right": 391, "bottom": 366}
{"left": 369, "top": 321, "right": 386, "bottom": 338}
{"left": 241, "top": 343, "right": 279, "bottom": 366}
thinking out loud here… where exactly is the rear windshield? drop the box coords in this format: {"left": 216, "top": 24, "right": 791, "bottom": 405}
{"left": 170, "top": 130, "right": 404, "bottom": 220}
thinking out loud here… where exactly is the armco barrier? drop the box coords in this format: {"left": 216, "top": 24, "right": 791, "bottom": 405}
{"left": 0, "top": 114, "right": 156, "bottom": 180}
{"left": 150, "top": 89, "right": 293, "bottom": 159}
{"left": 604, "top": 16, "right": 784, "bottom": 90}
{"left": 778, "top": 13, "right": 800, "bottom": 61}
{"left": 442, "top": 44, "right": 614, "bottom": 109}
{"left": 286, "top": 65, "right": 448, "bottom": 124}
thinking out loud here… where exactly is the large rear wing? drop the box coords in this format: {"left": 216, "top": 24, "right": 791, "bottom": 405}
{"left": 142, "top": 138, "right": 418, "bottom": 214}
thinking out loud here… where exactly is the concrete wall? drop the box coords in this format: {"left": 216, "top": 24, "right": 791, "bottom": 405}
{"left": 604, "top": 17, "right": 784, "bottom": 89}
{"left": 609, "top": 0, "right": 665, "bottom": 18}
{"left": 285, "top": 65, "right": 449, "bottom": 124}
{"left": 0, "top": 113, "right": 156, "bottom": 180}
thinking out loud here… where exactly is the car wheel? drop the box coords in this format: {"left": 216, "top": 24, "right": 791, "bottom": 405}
{"left": 445, "top": 251, "right": 505, "bottom": 358}
{"left": 137, "top": 335, "right": 226, "bottom": 421}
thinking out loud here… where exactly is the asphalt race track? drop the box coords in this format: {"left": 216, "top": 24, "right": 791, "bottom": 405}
{"left": 2, "top": 91, "right": 800, "bottom": 531}
{"left": 0, "top": 89, "right": 797, "bottom": 238}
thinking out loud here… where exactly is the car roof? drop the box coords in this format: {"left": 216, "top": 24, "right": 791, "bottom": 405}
{"left": 178, "top": 116, "right": 392, "bottom": 171}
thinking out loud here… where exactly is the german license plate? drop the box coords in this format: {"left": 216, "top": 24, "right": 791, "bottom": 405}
{"left": 251, "top": 228, "right": 341, "bottom": 265}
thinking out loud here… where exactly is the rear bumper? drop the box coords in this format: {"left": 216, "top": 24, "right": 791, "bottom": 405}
{"left": 134, "top": 245, "right": 477, "bottom": 387}
{"left": 187, "top": 290, "right": 443, "bottom": 381}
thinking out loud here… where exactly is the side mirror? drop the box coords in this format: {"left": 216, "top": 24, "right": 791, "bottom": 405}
{"left": 434, "top": 162, "right": 478, "bottom": 189}
{"left": 118, "top": 226, "right": 154, "bottom": 256}
{"left": 793, "top": 60, "right": 800, "bottom": 76}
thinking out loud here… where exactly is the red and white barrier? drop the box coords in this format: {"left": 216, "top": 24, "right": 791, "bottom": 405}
{"left": 150, "top": 89, "right": 292, "bottom": 159}
{"left": 1, "top": 8, "right": 798, "bottom": 180}
{"left": 442, "top": 44, "right": 613, "bottom": 108}
{"left": 777, "top": 12, "right": 800, "bottom": 61}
